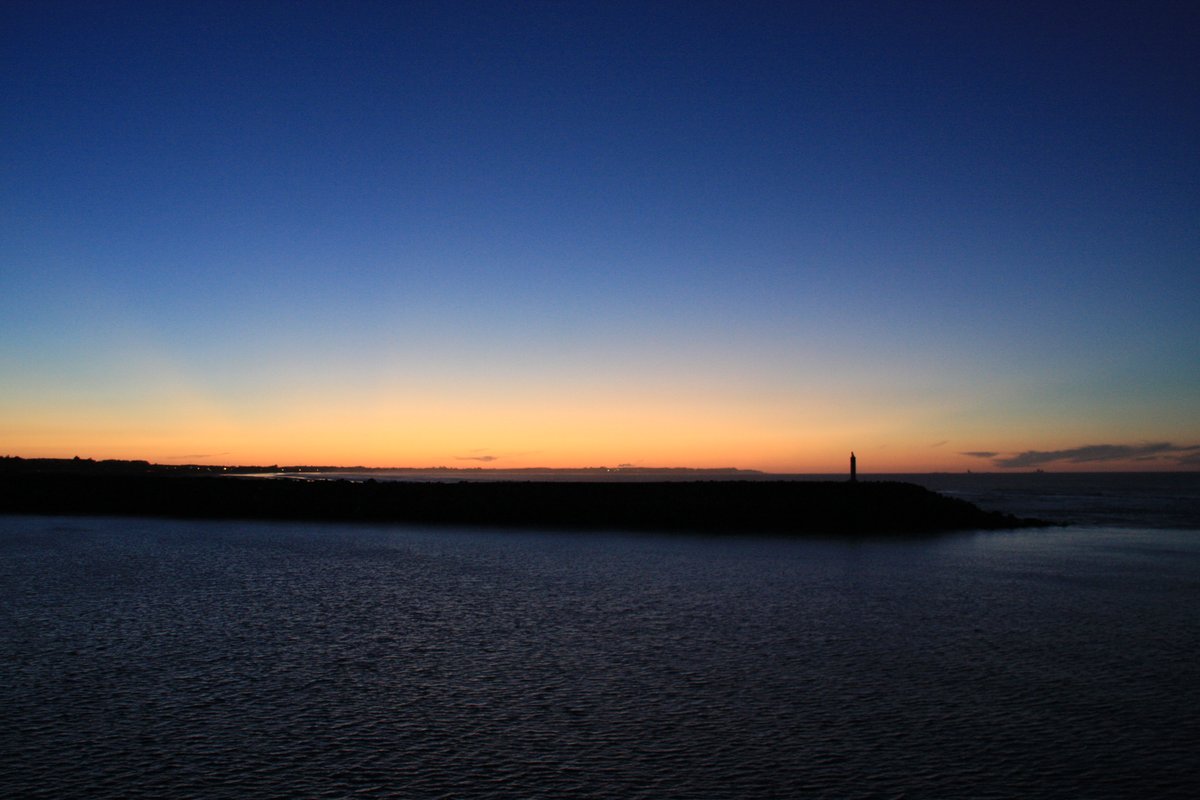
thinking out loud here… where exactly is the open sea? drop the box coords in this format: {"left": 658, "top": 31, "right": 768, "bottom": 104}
{"left": 2, "top": 473, "right": 1198, "bottom": 798}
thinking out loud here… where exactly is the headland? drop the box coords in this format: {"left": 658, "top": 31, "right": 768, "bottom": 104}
{"left": 0, "top": 457, "right": 1048, "bottom": 534}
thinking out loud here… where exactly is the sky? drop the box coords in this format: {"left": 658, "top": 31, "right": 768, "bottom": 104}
{"left": 2, "top": 1, "right": 1197, "bottom": 472}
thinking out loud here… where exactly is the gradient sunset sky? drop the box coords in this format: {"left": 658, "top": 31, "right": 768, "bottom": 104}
{"left": 3, "top": 1, "right": 1197, "bottom": 472}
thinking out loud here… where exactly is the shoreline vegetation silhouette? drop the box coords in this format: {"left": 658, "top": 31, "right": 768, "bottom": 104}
{"left": 0, "top": 457, "right": 1050, "bottom": 534}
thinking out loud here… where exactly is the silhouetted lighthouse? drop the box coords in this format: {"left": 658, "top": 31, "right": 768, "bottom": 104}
{"left": 850, "top": 452, "right": 857, "bottom": 482}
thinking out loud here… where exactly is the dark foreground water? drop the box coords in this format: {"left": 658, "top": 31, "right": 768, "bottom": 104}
{"left": 2, "top": 478, "right": 1199, "bottom": 798}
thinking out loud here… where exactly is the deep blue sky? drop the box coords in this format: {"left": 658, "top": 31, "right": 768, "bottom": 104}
{"left": 3, "top": 1, "right": 1197, "bottom": 469}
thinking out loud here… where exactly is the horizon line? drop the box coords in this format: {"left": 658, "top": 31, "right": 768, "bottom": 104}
{"left": 4, "top": 455, "right": 1197, "bottom": 476}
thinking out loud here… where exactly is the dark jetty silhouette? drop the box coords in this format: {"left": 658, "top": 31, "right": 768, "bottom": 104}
{"left": 0, "top": 457, "right": 1048, "bottom": 534}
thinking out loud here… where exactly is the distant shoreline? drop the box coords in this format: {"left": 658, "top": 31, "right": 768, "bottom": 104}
{"left": 0, "top": 458, "right": 1049, "bottom": 534}
{"left": 0, "top": 456, "right": 767, "bottom": 480}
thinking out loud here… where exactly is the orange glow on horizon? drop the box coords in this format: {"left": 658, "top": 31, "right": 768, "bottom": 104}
{"left": 3, "top": 378, "right": 1193, "bottom": 473}
{"left": 4, "top": 437, "right": 1190, "bottom": 474}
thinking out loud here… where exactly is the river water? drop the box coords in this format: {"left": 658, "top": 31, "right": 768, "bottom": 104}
{"left": 2, "top": 474, "right": 1198, "bottom": 798}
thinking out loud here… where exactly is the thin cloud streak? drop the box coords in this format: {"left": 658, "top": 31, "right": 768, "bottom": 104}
{"left": 964, "top": 443, "right": 1200, "bottom": 468}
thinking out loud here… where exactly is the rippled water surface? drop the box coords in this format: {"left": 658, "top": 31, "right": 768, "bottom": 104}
{"left": 2, "top": 514, "right": 1198, "bottom": 798}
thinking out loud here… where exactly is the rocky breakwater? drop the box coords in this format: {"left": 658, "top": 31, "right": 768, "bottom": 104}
{"left": 0, "top": 472, "right": 1049, "bottom": 534}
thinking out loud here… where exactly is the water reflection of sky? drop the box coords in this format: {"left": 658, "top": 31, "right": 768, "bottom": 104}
{"left": 2, "top": 514, "right": 1197, "bottom": 797}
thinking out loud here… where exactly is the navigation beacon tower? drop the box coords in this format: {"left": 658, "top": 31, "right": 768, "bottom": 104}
{"left": 850, "top": 452, "right": 857, "bottom": 482}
